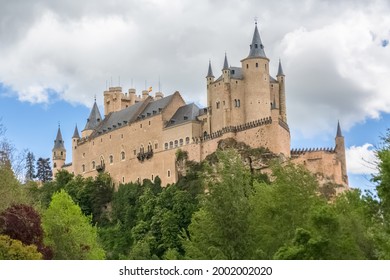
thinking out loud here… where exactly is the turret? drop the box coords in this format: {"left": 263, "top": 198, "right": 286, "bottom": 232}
{"left": 82, "top": 100, "right": 102, "bottom": 138}
{"left": 335, "top": 121, "right": 348, "bottom": 185}
{"left": 222, "top": 53, "right": 230, "bottom": 83}
{"left": 52, "top": 125, "right": 66, "bottom": 178}
{"left": 206, "top": 60, "right": 215, "bottom": 86}
{"left": 241, "top": 22, "right": 271, "bottom": 123}
{"left": 72, "top": 124, "right": 80, "bottom": 167}
{"left": 277, "top": 59, "right": 287, "bottom": 122}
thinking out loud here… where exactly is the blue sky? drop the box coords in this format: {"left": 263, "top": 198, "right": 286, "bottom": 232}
{"left": 0, "top": 0, "right": 389, "bottom": 191}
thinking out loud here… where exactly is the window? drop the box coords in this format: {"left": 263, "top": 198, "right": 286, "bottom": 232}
{"left": 82, "top": 164, "right": 85, "bottom": 172}
{"left": 122, "top": 177, "right": 125, "bottom": 183}
{"left": 109, "top": 135, "right": 111, "bottom": 139}
{"left": 109, "top": 155, "right": 113, "bottom": 164}
{"left": 165, "top": 143, "right": 168, "bottom": 150}
{"left": 256, "top": 62, "right": 258, "bottom": 68}
{"left": 223, "top": 101, "right": 225, "bottom": 106}
{"left": 82, "top": 153, "right": 85, "bottom": 158}
{"left": 101, "top": 138, "right": 103, "bottom": 142}
{"left": 179, "top": 139, "right": 183, "bottom": 146}
{"left": 92, "top": 161, "right": 95, "bottom": 169}
{"left": 121, "top": 151, "right": 125, "bottom": 161}
{"left": 174, "top": 140, "right": 178, "bottom": 148}
{"left": 100, "top": 156, "right": 105, "bottom": 167}
{"left": 151, "top": 174, "right": 154, "bottom": 181}
{"left": 148, "top": 142, "right": 152, "bottom": 152}
{"left": 155, "top": 143, "right": 158, "bottom": 150}
{"left": 133, "top": 150, "right": 136, "bottom": 155}
{"left": 246, "top": 64, "right": 249, "bottom": 69}
{"left": 170, "top": 141, "right": 173, "bottom": 149}
{"left": 185, "top": 137, "right": 190, "bottom": 144}
{"left": 149, "top": 121, "right": 151, "bottom": 125}
{"left": 140, "top": 124, "right": 142, "bottom": 128}
{"left": 121, "top": 134, "right": 123, "bottom": 139}
{"left": 60, "top": 151, "right": 63, "bottom": 156}
{"left": 167, "top": 170, "right": 171, "bottom": 177}
{"left": 235, "top": 99, "right": 240, "bottom": 108}
{"left": 216, "top": 101, "right": 220, "bottom": 109}
{"left": 53, "top": 163, "right": 57, "bottom": 168}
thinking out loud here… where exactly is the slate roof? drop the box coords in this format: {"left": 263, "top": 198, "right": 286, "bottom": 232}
{"left": 215, "top": 66, "right": 244, "bottom": 82}
{"left": 138, "top": 94, "right": 175, "bottom": 120}
{"left": 207, "top": 60, "right": 214, "bottom": 77}
{"left": 247, "top": 23, "right": 267, "bottom": 59}
{"left": 277, "top": 59, "right": 284, "bottom": 76}
{"left": 336, "top": 121, "right": 343, "bottom": 137}
{"left": 166, "top": 103, "right": 200, "bottom": 128}
{"left": 223, "top": 53, "right": 229, "bottom": 70}
{"left": 72, "top": 125, "right": 80, "bottom": 139}
{"left": 53, "top": 127, "right": 65, "bottom": 151}
{"left": 84, "top": 102, "right": 102, "bottom": 131}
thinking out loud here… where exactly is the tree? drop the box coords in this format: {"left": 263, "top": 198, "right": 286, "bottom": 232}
{"left": 0, "top": 204, "right": 52, "bottom": 259}
{"left": 36, "top": 157, "right": 52, "bottom": 182}
{"left": 25, "top": 151, "right": 35, "bottom": 182}
{"left": 184, "top": 149, "right": 254, "bottom": 259}
{"left": 42, "top": 190, "right": 105, "bottom": 259}
{"left": 0, "top": 235, "right": 42, "bottom": 260}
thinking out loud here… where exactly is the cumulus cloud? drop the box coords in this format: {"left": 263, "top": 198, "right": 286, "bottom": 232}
{"left": 0, "top": 0, "right": 389, "bottom": 138}
{"left": 346, "top": 143, "right": 377, "bottom": 175}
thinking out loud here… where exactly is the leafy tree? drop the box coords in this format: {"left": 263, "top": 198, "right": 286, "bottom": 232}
{"left": 0, "top": 235, "right": 42, "bottom": 260}
{"left": 0, "top": 204, "right": 52, "bottom": 259}
{"left": 0, "top": 163, "right": 29, "bottom": 212}
{"left": 184, "top": 149, "right": 254, "bottom": 259}
{"left": 42, "top": 190, "right": 105, "bottom": 259}
{"left": 249, "top": 162, "right": 323, "bottom": 259}
{"left": 36, "top": 157, "right": 52, "bottom": 182}
{"left": 25, "top": 151, "right": 35, "bottom": 182}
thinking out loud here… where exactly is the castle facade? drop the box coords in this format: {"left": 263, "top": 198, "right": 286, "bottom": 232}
{"left": 52, "top": 23, "right": 348, "bottom": 189}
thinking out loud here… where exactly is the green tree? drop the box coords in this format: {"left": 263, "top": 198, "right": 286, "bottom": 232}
{"left": 184, "top": 149, "right": 254, "bottom": 259}
{"left": 42, "top": 190, "right": 105, "bottom": 259}
{"left": 36, "top": 157, "right": 52, "bottom": 182}
{"left": 0, "top": 235, "right": 42, "bottom": 260}
{"left": 25, "top": 151, "right": 35, "bottom": 182}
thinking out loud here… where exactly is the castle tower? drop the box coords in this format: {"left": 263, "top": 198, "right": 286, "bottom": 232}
{"left": 205, "top": 60, "right": 215, "bottom": 135}
{"left": 277, "top": 59, "right": 287, "bottom": 123}
{"left": 82, "top": 100, "right": 102, "bottom": 138}
{"left": 222, "top": 53, "right": 230, "bottom": 83}
{"left": 241, "top": 22, "right": 271, "bottom": 123}
{"left": 52, "top": 125, "right": 66, "bottom": 177}
{"left": 72, "top": 124, "right": 80, "bottom": 171}
{"left": 335, "top": 121, "right": 348, "bottom": 185}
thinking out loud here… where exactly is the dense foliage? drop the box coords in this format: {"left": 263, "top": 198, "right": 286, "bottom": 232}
{"left": 3, "top": 124, "right": 390, "bottom": 259}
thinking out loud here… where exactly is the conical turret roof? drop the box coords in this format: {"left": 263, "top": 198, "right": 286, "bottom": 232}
{"left": 53, "top": 126, "right": 65, "bottom": 151}
{"left": 247, "top": 23, "right": 267, "bottom": 59}
{"left": 84, "top": 101, "right": 102, "bottom": 131}
{"left": 72, "top": 124, "right": 80, "bottom": 139}
{"left": 206, "top": 60, "right": 214, "bottom": 77}
{"left": 223, "top": 53, "right": 229, "bottom": 70}
{"left": 336, "top": 121, "right": 343, "bottom": 137}
{"left": 277, "top": 59, "right": 284, "bottom": 76}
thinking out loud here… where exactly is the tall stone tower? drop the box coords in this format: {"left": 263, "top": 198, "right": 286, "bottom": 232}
{"left": 277, "top": 59, "right": 287, "bottom": 123}
{"left": 335, "top": 121, "right": 348, "bottom": 185}
{"left": 52, "top": 125, "right": 66, "bottom": 177}
{"left": 240, "top": 22, "right": 271, "bottom": 123}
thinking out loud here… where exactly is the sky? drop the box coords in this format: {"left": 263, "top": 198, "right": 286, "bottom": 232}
{"left": 0, "top": 0, "right": 389, "bottom": 190}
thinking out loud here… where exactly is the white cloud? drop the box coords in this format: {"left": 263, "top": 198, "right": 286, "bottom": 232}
{"left": 0, "top": 0, "right": 389, "bottom": 137}
{"left": 346, "top": 143, "right": 377, "bottom": 175}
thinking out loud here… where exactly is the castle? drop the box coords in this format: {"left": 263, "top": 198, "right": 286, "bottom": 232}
{"left": 52, "top": 23, "right": 349, "bottom": 189}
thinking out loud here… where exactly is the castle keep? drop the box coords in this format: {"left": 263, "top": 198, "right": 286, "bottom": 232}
{"left": 52, "top": 23, "right": 348, "bottom": 189}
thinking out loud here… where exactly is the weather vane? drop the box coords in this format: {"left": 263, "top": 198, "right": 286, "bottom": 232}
{"left": 254, "top": 16, "right": 258, "bottom": 25}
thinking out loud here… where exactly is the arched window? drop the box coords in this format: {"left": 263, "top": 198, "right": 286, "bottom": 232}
{"left": 237, "top": 99, "right": 241, "bottom": 108}
{"left": 148, "top": 142, "right": 152, "bottom": 152}
{"left": 185, "top": 137, "right": 190, "bottom": 144}
{"left": 121, "top": 151, "right": 125, "bottom": 161}
{"left": 92, "top": 161, "right": 95, "bottom": 169}
{"left": 100, "top": 156, "right": 105, "bottom": 167}
{"left": 109, "top": 155, "right": 113, "bottom": 164}
{"left": 165, "top": 143, "right": 168, "bottom": 150}
{"left": 179, "top": 139, "right": 183, "bottom": 146}
{"left": 167, "top": 170, "right": 171, "bottom": 177}
{"left": 169, "top": 141, "right": 173, "bottom": 149}
{"left": 216, "top": 101, "right": 220, "bottom": 109}
{"left": 174, "top": 140, "right": 178, "bottom": 148}
{"left": 82, "top": 164, "right": 85, "bottom": 172}
{"left": 203, "top": 131, "right": 208, "bottom": 138}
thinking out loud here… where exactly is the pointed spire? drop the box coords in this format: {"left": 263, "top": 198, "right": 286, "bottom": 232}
{"left": 72, "top": 124, "right": 80, "bottom": 139}
{"left": 84, "top": 100, "right": 102, "bottom": 131}
{"left": 206, "top": 60, "right": 214, "bottom": 77}
{"left": 222, "top": 52, "right": 229, "bottom": 70}
{"left": 53, "top": 126, "right": 65, "bottom": 151}
{"left": 277, "top": 59, "right": 285, "bottom": 76}
{"left": 247, "top": 22, "right": 267, "bottom": 58}
{"left": 336, "top": 121, "right": 343, "bottom": 137}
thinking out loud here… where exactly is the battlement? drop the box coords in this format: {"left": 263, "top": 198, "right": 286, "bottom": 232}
{"left": 291, "top": 147, "right": 335, "bottom": 155}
